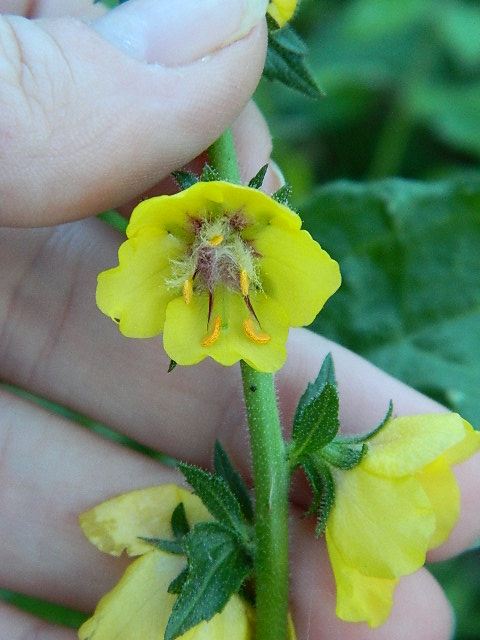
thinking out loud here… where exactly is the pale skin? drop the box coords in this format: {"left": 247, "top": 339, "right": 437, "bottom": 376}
{"left": 0, "top": 1, "right": 479, "bottom": 639}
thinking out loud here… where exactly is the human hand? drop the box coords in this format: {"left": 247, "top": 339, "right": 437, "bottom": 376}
{"left": 1, "top": 262, "right": 479, "bottom": 640}
{"left": 1, "top": 2, "right": 479, "bottom": 639}
{"left": 0, "top": 0, "right": 276, "bottom": 226}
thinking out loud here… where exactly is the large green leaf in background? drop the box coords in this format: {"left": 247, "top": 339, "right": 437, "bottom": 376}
{"left": 302, "top": 177, "right": 480, "bottom": 426}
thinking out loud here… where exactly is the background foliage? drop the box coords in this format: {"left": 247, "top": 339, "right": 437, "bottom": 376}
{"left": 2, "top": 0, "right": 479, "bottom": 637}
{"left": 256, "top": 0, "right": 480, "bottom": 636}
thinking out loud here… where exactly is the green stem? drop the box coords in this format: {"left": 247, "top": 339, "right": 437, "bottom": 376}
{"left": 208, "top": 130, "right": 290, "bottom": 640}
{"left": 207, "top": 128, "right": 241, "bottom": 183}
{"left": 241, "top": 362, "right": 289, "bottom": 640}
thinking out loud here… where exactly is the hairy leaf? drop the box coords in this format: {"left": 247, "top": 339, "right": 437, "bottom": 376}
{"left": 164, "top": 522, "right": 252, "bottom": 640}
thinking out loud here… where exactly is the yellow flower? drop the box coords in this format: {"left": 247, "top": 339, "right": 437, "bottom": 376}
{"left": 78, "top": 485, "right": 253, "bottom": 640}
{"left": 79, "top": 485, "right": 297, "bottom": 640}
{"left": 324, "top": 414, "right": 480, "bottom": 627}
{"left": 96, "top": 181, "right": 340, "bottom": 372}
{"left": 267, "top": 0, "right": 298, "bottom": 26}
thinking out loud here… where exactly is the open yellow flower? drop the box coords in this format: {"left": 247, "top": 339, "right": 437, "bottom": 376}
{"left": 96, "top": 181, "right": 340, "bottom": 372}
{"left": 78, "top": 485, "right": 253, "bottom": 640}
{"left": 267, "top": 0, "right": 298, "bottom": 26}
{"left": 325, "top": 414, "right": 480, "bottom": 627}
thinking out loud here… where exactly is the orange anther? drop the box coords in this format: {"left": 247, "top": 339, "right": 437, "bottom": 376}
{"left": 243, "top": 318, "right": 270, "bottom": 344}
{"left": 202, "top": 316, "right": 222, "bottom": 347}
{"left": 182, "top": 278, "right": 193, "bottom": 304}
{"left": 240, "top": 269, "right": 249, "bottom": 296}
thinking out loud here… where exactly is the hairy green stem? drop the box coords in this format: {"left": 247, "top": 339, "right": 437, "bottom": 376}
{"left": 208, "top": 130, "right": 290, "bottom": 640}
{"left": 207, "top": 128, "right": 241, "bottom": 183}
{"left": 240, "top": 362, "right": 289, "bottom": 640}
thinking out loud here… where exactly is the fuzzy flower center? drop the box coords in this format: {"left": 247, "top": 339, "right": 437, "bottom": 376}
{"left": 166, "top": 214, "right": 270, "bottom": 347}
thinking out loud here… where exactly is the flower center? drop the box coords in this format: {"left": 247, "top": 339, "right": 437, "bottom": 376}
{"left": 167, "top": 214, "right": 270, "bottom": 347}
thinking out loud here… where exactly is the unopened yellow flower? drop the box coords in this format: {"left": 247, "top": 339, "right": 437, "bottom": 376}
{"left": 78, "top": 485, "right": 253, "bottom": 640}
{"left": 267, "top": 0, "right": 298, "bottom": 26}
{"left": 325, "top": 414, "right": 480, "bottom": 627}
{"left": 96, "top": 181, "right": 340, "bottom": 372}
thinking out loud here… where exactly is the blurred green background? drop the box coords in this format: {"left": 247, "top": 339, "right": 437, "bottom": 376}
{"left": 257, "top": 0, "right": 480, "bottom": 636}
{"left": 2, "top": 0, "right": 479, "bottom": 636}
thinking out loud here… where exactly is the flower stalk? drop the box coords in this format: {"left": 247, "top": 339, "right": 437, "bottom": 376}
{"left": 240, "top": 362, "right": 290, "bottom": 640}
{"left": 209, "top": 131, "right": 290, "bottom": 640}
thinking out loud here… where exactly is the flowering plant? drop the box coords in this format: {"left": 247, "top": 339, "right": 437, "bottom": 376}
{"left": 79, "top": 2, "right": 480, "bottom": 640}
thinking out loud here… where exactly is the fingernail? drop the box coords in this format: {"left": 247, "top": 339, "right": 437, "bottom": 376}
{"left": 93, "top": 0, "right": 268, "bottom": 65}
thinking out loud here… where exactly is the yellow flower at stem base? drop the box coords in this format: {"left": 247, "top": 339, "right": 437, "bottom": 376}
{"left": 267, "top": 0, "right": 298, "bottom": 26}
{"left": 324, "top": 414, "right": 480, "bottom": 627}
{"left": 79, "top": 485, "right": 297, "bottom": 640}
{"left": 78, "top": 485, "right": 251, "bottom": 640}
{"left": 96, "top": 181, "right": 340, "bottom": 372}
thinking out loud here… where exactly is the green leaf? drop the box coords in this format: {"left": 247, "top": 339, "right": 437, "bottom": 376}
{"left": 302, "top": 459, "right": 335, "bottom": 537}
{"left": 200, "top": 164, "right": 222, "bottom": 182}
{"left": 97, "top": 209, "right": 128, "bottom": 234}
{"left": 172, "top": 170, "right": 198, "bottom": 191}
{"left": 320, "top": 442, "right": 367, "bottom": 470}
{"left": 294, "top": 353, "right": 336, "bottom": 420}
{"left": 409, "top": 82, "right": 480, "bottom": 159}
{"left": 138, "top": 536, "right": 183, "bottom": 555}
{"left": 290, "top": 383, "right": 339, "bottom": 464}
{"left": 271, "top": 183, "right": 292, "bottom": 206}
{"left": 171, "top": 502, "right": 190, "bottom": 540}
{"left": 264, "top": 24, "right": 323, "bottom": 98}
{"left": 341, "top": 401, "right": 393, "bottom": 444}
{"left": 214, "top": 442, "right": 254, "bottom": 523}
{"left": 167, "top": 359, "right": 177, "bottom": 373}
{"left": 303, "top": 177, "right": 480, "bottom": 427}
{"left": 178, "top": 463, "right": 250, "bottom": 541}
{"left": 164, "top": 522, "right": 252, "bottom": 640}
{"left": 247, "top": 164, "right": 269, "bottom": 190}
{"left": 168, "top": 567, "right": 188, "bottom": 595}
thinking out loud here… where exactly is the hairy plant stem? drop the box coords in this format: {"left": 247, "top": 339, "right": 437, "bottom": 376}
{"left": 240, "top": 362, "right": 289, "bottom": 640}
{"left": 208, "top": 130, "right": 290, "bottom": 640}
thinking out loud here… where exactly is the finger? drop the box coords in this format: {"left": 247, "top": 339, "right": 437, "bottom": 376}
{"left": 0, "top": 389, "right": 455, "bottom": 640}
{"left": 27, "top": 0, "right": 106, "bottom": 18}
{"left": 114, "top": 100, "right": 281, "bottom": 216}
{"left": 290, "top": 518, "right": 454, "bottom": 640}
{"left": 0, "top": 0, "right": 267, "bottom": 226}
{"left": 1, "top": 220, "right": 479, "bottom": 561}
{"left": 0, "top": 602, "right": 76, "bottom": 640}
{"left": 0, "top": 389, "right": 175, "bottom": 609}
{"left": 0, "top": 220, "right": 444, "bottom": 461}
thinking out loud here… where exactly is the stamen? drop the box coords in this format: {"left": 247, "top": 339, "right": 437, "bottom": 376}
{"left": 182, "top": 278, "right": 193, "bottom": 304}
{"left": 209, "top": 234, "right": 223, "bottom": 246}
{"left": 208, "top": 290, "right": 214, "bottom": 325}
{"left": 240, "top": 269, "right": 249, "bottom": 296}
{"left": 243, "top": 318, "right": 271, "bottom": 344}
{"left": 202, "top": 316, "right": 222, "bottom": 347}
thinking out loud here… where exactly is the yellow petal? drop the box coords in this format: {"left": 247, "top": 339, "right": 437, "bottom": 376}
{"left": 163, "top": 287, "right": 289, "bottom": 372}
{"left": 267, "top": 0, "right": 298, "bottom": 26}
{"left": 253, "top": 225, "right": 341, "bottom": 327}
{"left": 328, "top": 466, "right": 435, "bottom": 578}
{"left": 363, "top": 414, "right": 469, "bottom": 476}
{"left": 128, "top": 182, "right": 301, "bottom": 238}
{"left": 326, "top": 532, "right": 398, "bottom": 627}
{"left": 79, "top": 551, "right": 254, "bottom": 640}
{"left": 79, "top": 485, "right": 211, "bottom": 557}
{"left": 126, "top": 195, "right": 193, "bottom": 240}
{"left": 442, "top": 419, "right": 480, "bottom": 466}
{"left": 96, "top": 231, "right": 183, "bottom": 338}
{"left": 415, "top": 456, "right": 460, "bottom": 549}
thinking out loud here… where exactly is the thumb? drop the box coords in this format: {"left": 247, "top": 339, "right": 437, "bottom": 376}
{"left": 0, "top": 0, "right": 268, "bottom": 226}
